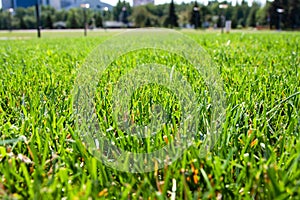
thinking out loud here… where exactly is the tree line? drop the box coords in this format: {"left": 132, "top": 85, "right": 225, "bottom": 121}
{"left": 0, "top": 0, "right": 299, "bottom": 30}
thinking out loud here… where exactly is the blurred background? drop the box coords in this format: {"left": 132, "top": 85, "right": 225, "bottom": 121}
{"left": 0, "top": 0, "right": 299, "bottom": 30}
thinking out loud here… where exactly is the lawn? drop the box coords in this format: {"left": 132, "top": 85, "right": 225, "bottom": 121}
{"left": 0, "top": 29, "right": 299, "bottom": 199}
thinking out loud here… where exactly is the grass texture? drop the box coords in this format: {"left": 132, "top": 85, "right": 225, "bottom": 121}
{"left": 0, "top": 30, "right": 299, "bottom": 199}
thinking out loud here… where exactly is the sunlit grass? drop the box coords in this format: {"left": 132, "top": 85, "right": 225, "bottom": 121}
{"left": 0, "top": 30, "right": 299, "bottom": 199}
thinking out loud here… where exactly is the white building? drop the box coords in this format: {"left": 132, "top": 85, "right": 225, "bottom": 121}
{"left": 50, "top": 0, "right": 61, "bottom": 9}
{"left": 61, "top": 0, "right": 76, "bottom": 8}
{"left": 133, "top": 0, "right": 154, "bottom": 7}
{"left": 42, "top": 0, "right": 61, "bottom": 9}
{"left": 1, "top": 0, "right": 14, "bottom": 10}
{"left": 2, "top": 0, "right": 62, "bottom": 10}
{"left": 1, "top": 0, "right": 112, "bottom": 10}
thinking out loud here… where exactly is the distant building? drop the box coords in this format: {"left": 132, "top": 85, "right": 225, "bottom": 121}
{"left": 2, "top": 0, "right": 13, "bottom": 10}
{"left": 1, "top": 0, "right": 38, "bottom": 9}
{"left": 51, "top": 0, "right": 61, "bottom": 9}
{"left": 133, "top": 0, "right": 154, "bottom": 7}
{"left": 1, "top": 0, "right": 112, "bottom": 10}
{"left": 41, "top": 0, "right": 78, "bottom": 9}
{"left": 63, "top": 0, "right": 113, "bottom": 11}
{"left": 42, "top": 0, "right": 61, "bottom": 9}
{"left": 61, "top": 0, "right": 75, "bottom": 8}
{"left": 16, "top": 0, "right": 37, "bottom": 8}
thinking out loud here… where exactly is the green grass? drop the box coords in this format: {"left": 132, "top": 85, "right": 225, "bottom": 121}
{"left": 0, "top": 30, "right": 299, "bottom": 199}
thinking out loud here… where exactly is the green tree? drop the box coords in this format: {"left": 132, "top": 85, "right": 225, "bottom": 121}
{"left": 22, "top": 7, "right": 36, "bottom": 29}
{"left": 228, "top": 1, "right": 250, "bottom": 28}
{"left": 41, "top": 6, "right": 56, "bottom": 29}
{"left": 269, "top": 0, "right": 280, "bottom": 29}
{"left": 113, "top": 0, "right": 123, "bottom": 21}
{"left": 256, "top": 2, "right": 271, "bottom": 26}
{"left": 178, "top": 9, "right": 191, "bottom": 27}
{"left": 23, "top": 15, "right": 36, "bottom": 29}
{"left": 144, "top": 3, "right": 168, "bottom": 26}
{"left": 268, "top": 0, "right": 300, "bottom": 29}
{"left": 119, "top": 6, "right": 129, "bottom": 24}
{"left": 164, "top": 0, "right": 179, "bottom": 28}
{"left": 55, "top": 10, "right": 68, "bottom": 22}
{"left": 19, "top": 17, "right": 26, "bottom": 29}
{"left": 130, "top": 6, "right": 157, "bottom": 27}
{"left": 113, "top": 0, "right": 131, "bottom": 21}
{"left": 66, "top": 9, "right": 81, "bottom": 28}
{"left": 0, "top": 11, "right": 8, "bottom": 29}
{"left": 15, "top": 8, "right": 27, "bottom": 29}
{"left": 289, "top": 0, "right": 300, "bottom": 29}
{"left": 190, "top": 1, "right": 201, "bottom": 29}
{"left": 94, "top": 13, "right": 103, "bottom": 27}
{"left": 246, "top": 2, "right": 260, "bottom": 27}
{"left": 101, "top": 9, "right": 112, "bottom": 21}
{"left": 41, "top": 12, "right": 54, "bottom": 29}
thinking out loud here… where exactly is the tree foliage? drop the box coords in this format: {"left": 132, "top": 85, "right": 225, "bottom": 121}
{"left": 268, "top": 0, "right": 300, "bottom": 29}
{"left": 113, "top": 0, "right": 132, "bottom": 22}
{"left": 66, "top": 9, "right": 81, "bottom": 28}
{"left": 163, "top": 0, "right": 179, "bottom": 28}
{"left": 129, "top": 6, "right": 159, "bottom": 27}
{"left": 190, "top": 1, "right": 201, "bottom": 29}
{"left": 246, "top": 2, "right": 260, "bottom": 27}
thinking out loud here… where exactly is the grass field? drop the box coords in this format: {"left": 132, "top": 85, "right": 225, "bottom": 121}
{"left": 0, "top": 29, "right": 299, "bottom": 199}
